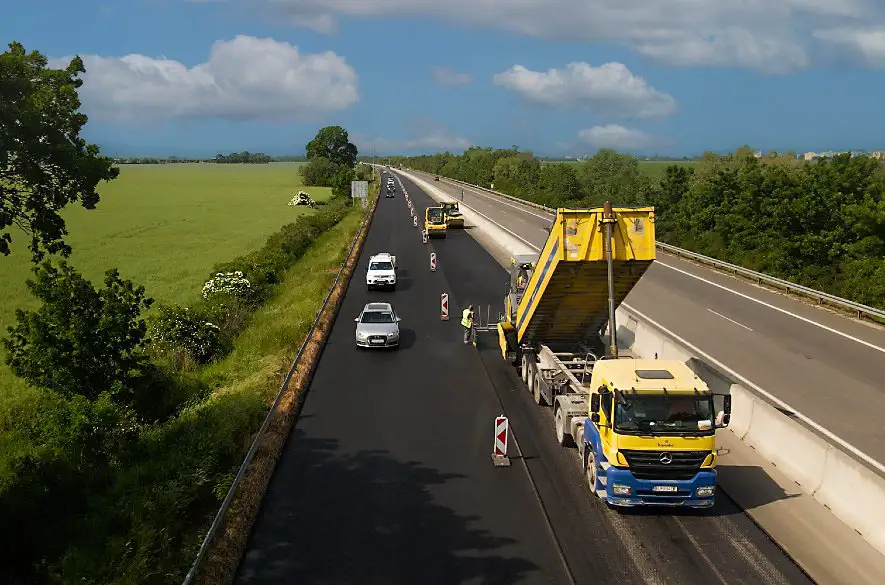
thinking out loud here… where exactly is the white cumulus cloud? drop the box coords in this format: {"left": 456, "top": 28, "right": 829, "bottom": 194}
{"left": 493, "top": 62, "right": 676, "bottom": 119}
{"left": 431, "top": 66, "right": 472, "bottom": 86}
{"left": 578, "top": 125, "right": 657, "bottom": 150}
{"left": 50, "top": 35, "right": 359, "bottom": 123}
{"left": 813, "top": 27, "right": 885, "bottom": 66}
{"left": 233, "top": 0, "right": 885, "bottom": 72}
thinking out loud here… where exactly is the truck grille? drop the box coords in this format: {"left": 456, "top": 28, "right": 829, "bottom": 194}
{"left": 619, "top": 450, "right": 710, "bottom": 480}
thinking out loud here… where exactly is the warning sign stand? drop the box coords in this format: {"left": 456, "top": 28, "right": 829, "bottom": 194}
{"left": 430, "top": 252, "right": 437, "bottom": 272}
{"left": 492, "top": 416, "right": 511, "bottom": 466}
{"left": 440, "top": 293, "right": 449, "bottom": 320}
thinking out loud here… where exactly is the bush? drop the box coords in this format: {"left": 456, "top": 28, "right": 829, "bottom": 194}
{"left": 299, "top": 156, "right": 339, "bottom": 186}
{"left": 202, "top": 270, "right": 253, "bottom": 301}
{"left": 2, "top": 261, "right": 154, "bottom": 406}
{"left": 149, "top": 305, "right": 223, "bottom": 365}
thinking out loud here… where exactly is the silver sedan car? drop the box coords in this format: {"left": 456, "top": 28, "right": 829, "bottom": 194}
{"left": 354, "top": 302, "right": 401, "bottom": 348}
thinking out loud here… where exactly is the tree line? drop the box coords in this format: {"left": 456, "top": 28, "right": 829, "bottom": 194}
{"left": 394, "top": 146, "right": 885, "bottom": 309}
{"left": 214, "top": 151, "right": 272, "bottom": 164}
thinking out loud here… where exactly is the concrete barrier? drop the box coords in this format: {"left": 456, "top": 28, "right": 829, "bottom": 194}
{"left": 615, "top": 305, "right": 885, "bottom": 556}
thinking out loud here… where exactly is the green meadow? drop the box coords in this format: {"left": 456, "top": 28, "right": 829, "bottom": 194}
{"left": 0, "top": 162, "right": 329, "bottom": 401}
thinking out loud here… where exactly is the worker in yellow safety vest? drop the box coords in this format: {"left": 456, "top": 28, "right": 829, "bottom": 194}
{"left": 461, "top": 304, "right": 474, "bottom": 344}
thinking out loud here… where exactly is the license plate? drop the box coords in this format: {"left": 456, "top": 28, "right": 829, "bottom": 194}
{"left": 370, "top": 338, "right": 384, "bottom": 345}
{"left": 653, "top": 485, "right": 678, "bottom": 493}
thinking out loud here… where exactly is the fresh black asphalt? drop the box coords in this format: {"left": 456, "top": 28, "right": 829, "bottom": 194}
{"left": 234, "top": 174, "right": 815, "bottom": 585}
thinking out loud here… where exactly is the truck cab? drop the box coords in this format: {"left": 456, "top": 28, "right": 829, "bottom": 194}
{"left": 578, "top": 359, "right": 731, "bottom": 508}
{"left": 424, "top": 206, "right": 448, "bottom": 238}
{"left": 366, "top": 253, "right": 397, "bottom": 290}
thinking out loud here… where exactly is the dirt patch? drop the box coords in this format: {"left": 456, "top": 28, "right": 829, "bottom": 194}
{"left": 193, "top": 191, "right": 380, "bottom": 585}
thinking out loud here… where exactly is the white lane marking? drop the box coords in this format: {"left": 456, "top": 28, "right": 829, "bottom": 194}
{"left": 414, "top": 175, "right": 885, "bottom": 475}
{"left": 621, "top": 303, "right": 885, "bottom": 476}
{"left": 657, "top": 261, "right": 885, "bottom": 355}
{"left": 707, "top": 309, "right": 753, "bottom": 332}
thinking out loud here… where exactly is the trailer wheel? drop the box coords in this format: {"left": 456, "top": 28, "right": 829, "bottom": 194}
{"left": 521, "top": 354, "right": 529, "bottom": 384}
{"left": 531, "top": 370, "right": 546, "bottom": 406}
{"left": 555, "top": 408, "right": 574, "bottom": 447}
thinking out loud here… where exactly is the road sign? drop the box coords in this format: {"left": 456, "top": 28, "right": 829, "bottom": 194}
{"left": 441, "top": 293, "right": 449, "bottom": 320}
{"left": 492, "top": 416, "right": 511, "bottom": 466}
{"left": 422, "top": 230, "right": 428, "bottom": 244}
{"left": 413, "top": 216, "right": 418, "bottom": 227}
{"left": 430, "top": 252, "right": 437, "bottom": 271}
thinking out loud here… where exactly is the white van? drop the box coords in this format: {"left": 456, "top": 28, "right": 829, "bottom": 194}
{"left": 366, "top": 253, "right": 397, "bottom": 290}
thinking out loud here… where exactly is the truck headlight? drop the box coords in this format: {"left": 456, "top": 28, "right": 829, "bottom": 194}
{"left": 696, "top": 486, "right": 715, "bottom": 497}
{"left": 611, "top": 484, "right": 631, "bottom": 495}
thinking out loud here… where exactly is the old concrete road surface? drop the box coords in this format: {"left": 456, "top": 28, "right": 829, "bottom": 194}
{"left": 386, "top": 173, "right": 816, "bottom": 585}
{"left": 416, "top": 170, "right": 885, "bottom": 466}
{"left": 234, "top": 183, "right": 573, "bottom": 584}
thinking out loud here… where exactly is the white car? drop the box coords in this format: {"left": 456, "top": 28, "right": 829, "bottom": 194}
{"left": 366, "top": 253, "right": 397, "bottom": 290}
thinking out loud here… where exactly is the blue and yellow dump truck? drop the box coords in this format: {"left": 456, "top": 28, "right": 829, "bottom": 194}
{"left": 492, "top": 203, "right": 732, "bottom": 508}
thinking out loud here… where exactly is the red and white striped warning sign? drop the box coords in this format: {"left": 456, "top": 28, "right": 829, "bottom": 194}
{"left": 441, "top": 293, "right": 449, "bottom": 320}
{"left": 422, "top": 230, "right": 428, "bottom": 243}
{"left": 413, "top": 216, "right": 418, "bottom": 227}
{"left": 494, "top": 416, "right": 509, "bottom": 456}
{"left": 430, "top": 252, "right": 437, "bottom": 271}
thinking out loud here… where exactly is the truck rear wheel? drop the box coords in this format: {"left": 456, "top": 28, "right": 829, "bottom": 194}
{"left": 521, "top": 354, "right": 529, "bottom": 383}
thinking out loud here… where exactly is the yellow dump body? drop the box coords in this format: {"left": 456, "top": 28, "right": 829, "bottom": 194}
{"left": 514, "top": 207, "right": 655, "bottom": 347}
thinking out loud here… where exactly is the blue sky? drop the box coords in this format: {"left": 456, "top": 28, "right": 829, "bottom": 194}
{"left": 5, "top": 0, "right": 885, "bottom": 157}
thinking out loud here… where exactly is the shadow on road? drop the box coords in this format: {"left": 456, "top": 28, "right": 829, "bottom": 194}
{"left": 235, "top": 430, "right": 540, "bottom": 585}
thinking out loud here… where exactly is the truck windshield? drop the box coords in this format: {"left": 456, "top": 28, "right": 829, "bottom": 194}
{"left": 369, "top": 262, "right": 393, "bottom": 270}
{"left": 614, "top": 394, "right": 715, "bottom": 435}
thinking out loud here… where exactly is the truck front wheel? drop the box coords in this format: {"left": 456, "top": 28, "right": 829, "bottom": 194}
{"left": 585, "top": 448, "right": 600, "bottom": 494}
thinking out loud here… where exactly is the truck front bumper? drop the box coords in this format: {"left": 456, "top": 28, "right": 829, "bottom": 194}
{"left": 604, "top": 467, "right": 717, "bottom": 508}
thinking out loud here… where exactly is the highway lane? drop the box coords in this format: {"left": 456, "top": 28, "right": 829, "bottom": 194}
{"left": 412, "top": 170, "right": 885, "bottom": 468}
{"left": 234, "top": 180, "right": 574, "bottom": 584}
{"left": 395, "top": 173, "right": 813, "bottom": 585}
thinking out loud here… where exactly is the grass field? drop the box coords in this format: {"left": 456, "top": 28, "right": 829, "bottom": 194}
{"left": 0, "top": 161, "right": 329, "bottom": 401}
{"left": 551, "top": 159, "right": 698, "bottom": 179}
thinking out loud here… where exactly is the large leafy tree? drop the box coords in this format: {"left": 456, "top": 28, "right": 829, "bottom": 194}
{"left": 0, "top": 41, "right": 119, "bottom": 261}
{"left": 305, "top": 125, "right": 358, "bottom": 169}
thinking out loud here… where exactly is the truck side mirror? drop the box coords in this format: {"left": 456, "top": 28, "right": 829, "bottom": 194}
{"left": 590, "top": 412, "right": 600, "bottom": 424}
{"left": 590, "top": 393, "right": 600, "bottom": 413}
{"left": 717, "top": 395, "right": 732, "bottom": 427}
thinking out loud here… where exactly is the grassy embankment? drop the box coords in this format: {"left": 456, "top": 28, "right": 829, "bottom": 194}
{"left": 0, "top": 162, "right": 374, "bottom": 582}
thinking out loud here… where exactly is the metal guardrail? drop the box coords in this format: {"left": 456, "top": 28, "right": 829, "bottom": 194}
{"left": 408, "top": 168, "right": 885, "bottom": 322}
{"left": 181, "top": 176, "right": 380, "bottom": 585}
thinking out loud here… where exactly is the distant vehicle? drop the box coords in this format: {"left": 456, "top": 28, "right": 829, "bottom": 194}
{"left": 354, "top": 302, "right": 401, "bottom": 348}
{"left": 366, "top": 253, "right": 397, "bottom": 290}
